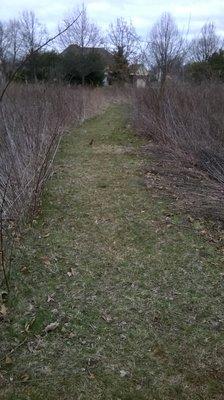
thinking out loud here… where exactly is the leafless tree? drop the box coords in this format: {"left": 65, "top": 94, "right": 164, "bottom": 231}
{"left": 146, "top": 13, "right": 184, "bottom": 88}
{"left": 0, "top": 22, "right": 7, "bottom": 58}
{"left": 6, "top": 19, "right": 23, "bottom": 66}
{"left": 58, "top": 4, "right": 103, "bottom": 50}
{"left": 58, "top": 4, "right": 103, "bottom": 85}
{"left": 17, "top": 11, "right": 48, "bottom": 81}
{"left": 19, "top": 10, "right": 48, "bottom": 56}
{"left": 190, "top": 22, "right": 221, "bottom": 62}
{"left": 0, "top": 21, "right": 9, "bottom": 79}
{"left": 0, "top": 19, "right": 23, "bottom": 80}
{"left": 107, "top": 17, "right": 140, "bottom": 62}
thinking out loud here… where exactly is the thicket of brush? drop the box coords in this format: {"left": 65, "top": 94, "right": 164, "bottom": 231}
{"left": 133, "top": 83, "right": 224, "bottom": 223}
{"left": 0, "top": 83, "right": 128, "bottom": 289}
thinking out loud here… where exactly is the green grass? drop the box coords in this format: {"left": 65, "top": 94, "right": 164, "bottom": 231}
{"left": 1, "top": 105, "right": 224, "bottom": 399}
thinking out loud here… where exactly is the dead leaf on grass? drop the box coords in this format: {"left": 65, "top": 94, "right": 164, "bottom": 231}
{"left": 41, "top": 256, "right": 51, "bottom": 267}
{"left": 101, "top": 313, "right": 112, "bottom": 323}
{"left": 25, "top": 317, "right": 36, "bottom": 333}
{"left": 44, "top": 321, "right": 59, "bottom": 333}
{"left": 20, "top": 373, "right": 30, "bottom": 383}
{"left": 0, "top": 291, "right": 8, "bottom": 302}
{"left": 67, "top": 267, "right": 76, "bottom": 277}
{"left": 27, "top": 336, "right": 45, "bottom": 353}
{"left": 47, "top": 294, "right": 55, "bottom": 303}
{"left": 120, "top": 370, "right": 129, "bottom": 378}
{"left": 5, "top": 355, "right": 13, "bottom": 365}
{"left": 20, "top": 266, "right": 29, "bottom": 274}
{"left": 43, "top": 233, "right": 50, "bottom": 238}
{"left": 0, "top": 304, "right": 7, "bottom": 317}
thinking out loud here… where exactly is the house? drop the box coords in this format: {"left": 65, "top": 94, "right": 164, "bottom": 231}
{"left": 129, "top": 64, "right": 149, "bottom": 88}
{"left": 62, "top": 46, "right": 150, "bottom": 87}
{"left": 62, "top": 44, "right": 114, "bottom": 85}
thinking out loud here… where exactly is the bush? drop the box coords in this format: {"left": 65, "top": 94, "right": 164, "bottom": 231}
{"left": 186, "top": 50, "right": 224, "bottom": 83}
{"left": 61, "top": 51, "right": 106, "bottom": 85}
{"left": 0, "top": 83, "right": 129, "bottom": 288}
{"left": 133, "top": 83, "right": 224, "bottom": 222}
{"left": 14, "top": 51, "right": 62, "bottom": 83}
{"left": 186, "top": 61, "right": 212, "bottom": 83}
{"left": 14, "top": 50, "right": 106, "bottom": 86}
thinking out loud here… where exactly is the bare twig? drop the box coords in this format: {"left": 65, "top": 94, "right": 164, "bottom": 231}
{"left": 133, "top": 83, "right": 224, "bottom": 222}
{"left": 0, "top": 174, "right": 11, "bottom": 291}
{"left": 0, "top": 12, "right": 82, "bottom": 102}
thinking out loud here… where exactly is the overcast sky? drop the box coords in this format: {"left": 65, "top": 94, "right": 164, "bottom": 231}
{"left": 1, "top": 0, "right": 224, "bottom": 39}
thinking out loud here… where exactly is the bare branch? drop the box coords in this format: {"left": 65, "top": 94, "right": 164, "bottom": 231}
{"left": 58, "top": 4, "right": 103, "bottom": 50}
{"left": 190, "top": 22, "right": 221, "bottom": 62}
{"left": 0, "top": 12, "right": 82, "bottom": 102}
{"left": 107, "top": 17, "right": 140, "bottom": 62}
{"left": 146, "top": 13, "right": 185, "bottom": 86}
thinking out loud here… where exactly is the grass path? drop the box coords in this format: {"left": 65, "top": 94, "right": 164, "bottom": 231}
{"left": 1, "top": 105, "right": 224, "bottom": 399}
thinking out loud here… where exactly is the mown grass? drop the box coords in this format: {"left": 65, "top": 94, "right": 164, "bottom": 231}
{"left": 0, "top": 105, "right": 224, "bottom": 399}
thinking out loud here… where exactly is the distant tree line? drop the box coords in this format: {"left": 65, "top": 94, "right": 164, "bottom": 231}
{"left": 144, "top": 14, "right": 224, "bottom": 87}
{"left": 0, "top": 5, "right": 140, "bottom": 86}
{"left": 1, "top": 4, "right": 224, "bottom": 86}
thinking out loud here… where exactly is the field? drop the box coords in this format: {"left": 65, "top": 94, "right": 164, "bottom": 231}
{"left": 0, "top": 105, "right": 224, "bottom": 399}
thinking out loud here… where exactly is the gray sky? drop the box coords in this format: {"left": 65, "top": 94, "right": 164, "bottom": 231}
{"left": 1, "top": 0, "right": 224, "bottom": 39}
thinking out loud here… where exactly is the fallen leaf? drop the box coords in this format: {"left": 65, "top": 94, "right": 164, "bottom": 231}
{"left": 43, "top": 233, "right": 50, "bottom": 238}
{"left": 44, "top": 322, "right": 59, "bottom": 333}
{"left": 27, "top": 336, "right": 44, "bottom": 353}
{"left": 0, "top": 291, "right": 8, "bottom": 302}
{"left": 67, "top": 267, "right": 76, "bottom": 277}
{"left": 20, "top": 373, "right": 30, "bottom": 382}
{"left": 120, "top": 370, "right": 129, "bottom": 378}
{"left": 28, "top": 303, "right": 34, "bottom": 312}
{"left": 25, "top": 317, "right": 36, "bottom": 333}
{"left": 0, "top": 304, "right": 7, "bottom": 317}
{"left": 20, "top": 266, "right": 29, "bottom": 275}
{"left": 27, "top": 341, "right": 35, "bottom": 353}
{"left": 41, "top": 256, "right": 51, "bottom": 267}
{"left": 102, "top": 313, "right": 112, "bottom": 323}
{"left": 47, "top": 294, "right": 55, "bottom": 303}
{"left": 5, "top": 355, "right": 13, "bottom": 365}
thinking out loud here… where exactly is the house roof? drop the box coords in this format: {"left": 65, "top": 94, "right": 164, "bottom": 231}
{"left": 62, "top": 44, "right": 114, "bottom": 66}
